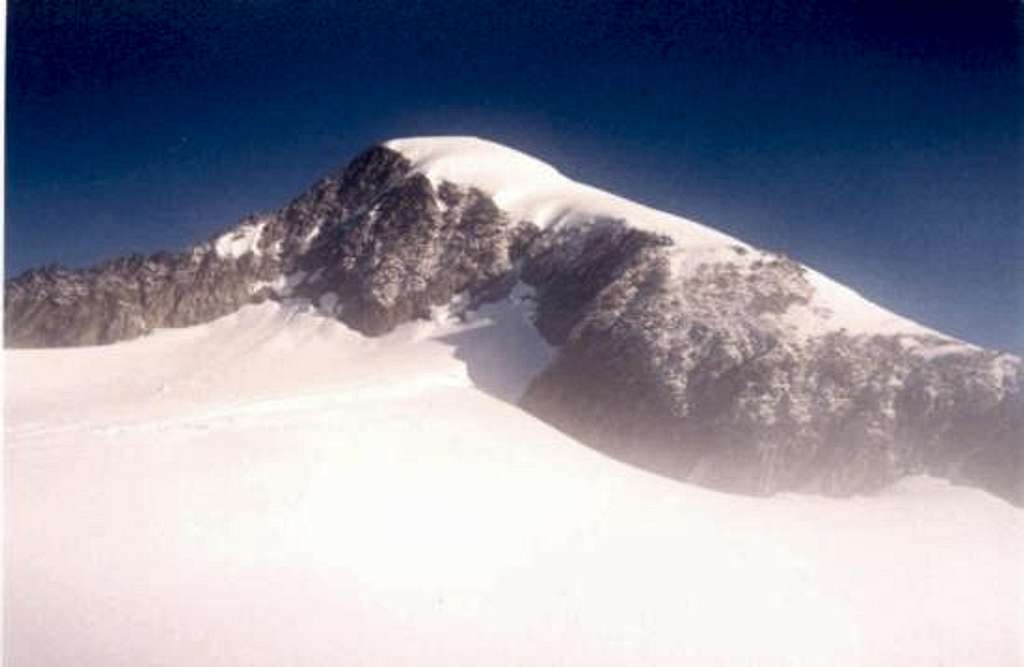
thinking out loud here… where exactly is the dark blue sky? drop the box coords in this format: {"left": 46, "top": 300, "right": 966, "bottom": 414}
{"left": 7, "top": 1, "right": 1022, "bottom": 351}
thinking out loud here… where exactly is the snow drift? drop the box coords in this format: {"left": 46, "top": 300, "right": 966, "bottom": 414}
{"left": 6, "top": 301, "right": 1022, "bottom": 666}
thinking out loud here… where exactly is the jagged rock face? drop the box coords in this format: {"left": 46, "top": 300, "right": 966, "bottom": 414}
{"left": 4, "top": 147, "right": 532, "bottom": 344}
{"left": 293, "top": 176, "right": 536, "bottom": 335}
{"left": 5, "top": 144, "right": 1021, "bottom": 504}
{"left": 4, "top": 245, "right": 277, "bottom": 347}
{"left": 523, "top": 301, "right": 1022, "bottom": 501}
{"left": 514, "top": 217, "right": 1021, "bottom": 501}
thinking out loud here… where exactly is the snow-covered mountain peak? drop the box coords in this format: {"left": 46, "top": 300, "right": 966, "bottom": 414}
{"left": 385, "top": 135, "right": 739, "bottom": 247}
{"left": 6, "top": 137, "right": 1020, "bottom": 505}
{"left": 387, "top": 135, "right": 940, "bottom": 343}
{"left": 385, "top": 135, "right": 565, "bottom": 187}
{"left": 6, "top": 135, "right": 1022, "bottom": 665}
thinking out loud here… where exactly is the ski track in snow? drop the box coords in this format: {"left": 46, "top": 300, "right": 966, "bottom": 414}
{"left": 6, "top": 304, "right": 1022, "bottom": 666}
{"left": 7, "top": 372, "right": 469, "bottom": 449}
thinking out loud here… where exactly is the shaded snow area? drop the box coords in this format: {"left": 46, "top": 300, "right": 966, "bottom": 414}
{"left": 6, "top": 302, "right": 1021, "bottom": 666}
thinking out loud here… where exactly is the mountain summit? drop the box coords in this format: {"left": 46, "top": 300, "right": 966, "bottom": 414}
{"left": 6, "top": 137, "right": 1021, "bottom": 502}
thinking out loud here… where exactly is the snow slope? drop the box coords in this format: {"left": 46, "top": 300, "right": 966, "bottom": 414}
{"left": 387, "top": 136, "right": 946, "bottom": 342}
{"left": 387, "top": 136, "right": 740, "bottom": 246}
{"left": 5, "top": 300, "right": 1021, "bottom": 666}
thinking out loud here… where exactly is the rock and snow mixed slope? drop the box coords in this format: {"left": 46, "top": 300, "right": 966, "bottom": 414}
{"left": 5, "top": 136, "right": 1021, "bottom": 504}
{"left": 6, "top": 301, "right": 1022, "bottom": 666}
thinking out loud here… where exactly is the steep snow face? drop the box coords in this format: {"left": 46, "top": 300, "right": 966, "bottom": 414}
{"left": 6, "top": 301, "right": 1022, "bottom": 667}
{"left": 386, "top": 136, "right": 940, "bottom": 341}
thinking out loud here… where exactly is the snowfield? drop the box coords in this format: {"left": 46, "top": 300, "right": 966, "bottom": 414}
{"left": 5, "top": 301, "right": 1022, "bottom": 666}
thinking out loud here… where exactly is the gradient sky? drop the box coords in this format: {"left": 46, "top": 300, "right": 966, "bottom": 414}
{"left": 6, "top": 1, "right": 1022, "bottom": 351}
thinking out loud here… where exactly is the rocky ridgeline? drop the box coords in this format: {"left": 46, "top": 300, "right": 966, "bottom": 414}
{"left": 5, "top": 145, "right": 1021, "bottom": 503}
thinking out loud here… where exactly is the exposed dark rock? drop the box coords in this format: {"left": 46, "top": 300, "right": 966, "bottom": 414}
{"left": 520, "top": 217, "right": 673, "bottom": 344}
{"left": 524, "top": 317, "right": 1022, "bottom": 503}
{"left": 4, "top": 248, "right": 276, "bottom": 347}
{"left": 295, "top": 176, "right": 527, "bottom": 335}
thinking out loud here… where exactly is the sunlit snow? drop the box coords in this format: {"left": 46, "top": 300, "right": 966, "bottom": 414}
{"left": 213, "top": 216, "right": 270, "bottom": 260}
{"left": 5, "top": 300, "right": 1021, "bottom": 666}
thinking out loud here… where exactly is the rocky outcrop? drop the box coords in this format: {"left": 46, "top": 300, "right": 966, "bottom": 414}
{"left": 4, "top": 241, "right": 277, "bottom": 347}
{"left": 5, "top": 142, "right": 1020, "bottom": 504}
{"left": 4, "top": 147, "right": 532, "bottom": 345}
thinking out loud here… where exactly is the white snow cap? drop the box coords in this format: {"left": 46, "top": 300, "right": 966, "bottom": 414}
{"left": 385, "top": 136, "right": 740, "bottom": 247}
{"left": 385, "top": 136, "right": 951, "bottom": 343}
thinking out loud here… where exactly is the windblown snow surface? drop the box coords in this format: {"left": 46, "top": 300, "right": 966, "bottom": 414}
{"left": 5, "top": 299, "right": 1021, "bottom": 666}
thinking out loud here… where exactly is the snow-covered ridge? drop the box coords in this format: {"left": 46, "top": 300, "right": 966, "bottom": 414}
{"left": 386, "top": 136, "right": 945, "bottom": 342}
{"left": 793, "top": 266, "right": 949, "bottom": 341}
{"left": 386, "top": 136, "right": 740, "bottom": 247}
